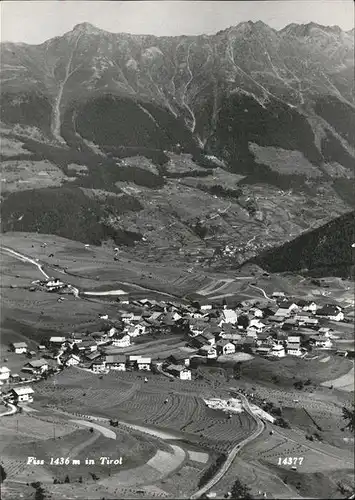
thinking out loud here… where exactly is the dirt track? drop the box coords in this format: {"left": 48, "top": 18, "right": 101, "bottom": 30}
{"left": 321, "top": 364, "right": 354, "bottom": 392}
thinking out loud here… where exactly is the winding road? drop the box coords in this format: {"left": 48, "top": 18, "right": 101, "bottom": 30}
{"left": 3, "top": 247, "right": 50, "bottom": 279}
{"left": 1, "top": 245, "right": 174, "bottom": 300}
{"left": 249, "top": 283, "right": 276, "bottom": 301}
{"left": 0, "top": 402, "right": 17, "bottom": 417}
{"left": 190, "top": 393, "right": 265, "bottom": 499}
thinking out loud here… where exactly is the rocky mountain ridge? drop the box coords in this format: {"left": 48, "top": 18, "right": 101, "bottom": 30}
{"left": 0, "top": 21, "right": 354, "bottom": 269}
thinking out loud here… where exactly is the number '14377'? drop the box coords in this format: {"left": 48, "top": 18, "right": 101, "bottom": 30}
{"left": 278, "top": 457, "right": 304, "bottom": 466}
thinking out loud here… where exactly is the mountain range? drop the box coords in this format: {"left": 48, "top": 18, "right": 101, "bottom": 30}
{"left": 1, "top": 21, "right": 354, "bottom": 272}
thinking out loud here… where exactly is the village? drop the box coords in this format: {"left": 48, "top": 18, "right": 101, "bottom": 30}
{"left": 0, "top": 279, "right": 353, "bottom": 409}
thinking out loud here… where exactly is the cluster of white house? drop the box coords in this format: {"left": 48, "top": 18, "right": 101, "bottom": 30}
{"left": 1, "top": 293, "right": 349, "bottom": 404}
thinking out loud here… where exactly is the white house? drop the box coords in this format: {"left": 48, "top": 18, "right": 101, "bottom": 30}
{"left": 219, "top": 309, "right": 238, "bottom": 325}
{"left": 105, "top": 355, "right": 126, "bottom": 371}
{"left": 137, "top": 357, "right": 151, "bottom": 371}
{"left": 11, "top": 342, "right": 28, "bottom": 354}
{"left": 111, "top": 334, "right": 131, "bottom": 348}
{"left": 166, "top": 365, "right": 192, "bottom": 380}
{"left": 314, "top": 336, "right": 333, "bottom": 349}
{"left": 199, "top": 345, "right": 217, "bottom": 359}
{"left": 79, "top": 340, "right": 98, "bottom": 352}
{"left": 90, "top": 359, "right": 106, "bottom": 373}
{"left": 256, "top": 346, "right": 271, "bottom": 356}
{"left": 248, "top": 319, "right": 266, "bottom": 334}
{"left": 125, "top": 324, "right": 146, "bottom": 337}
{"left": 121, "top": 312, "right": 135, "bottom": 324}
{"left": 286, "top": 336, "right": 302, "bottom": 356}
{"left": 272, "top": 292, "right": 285, "bottom": 299}
{"left": 10, "top": 386, "right": 34, "bottom": 403}
{"left": 317, "top": 305, "right": 344, "bottom": 322}
{"left": 65, "top": 354, "right": 80, "bottom": 366}
{"left": 303, "top": 302, "right": 318, "bottom": 314}
{"left": 270, "top": 344, "right": 286, "bottom": 358}
{"left": 24, "top": 359, "right": 49, "bottom": 374}
{"left": 216, "top": 340, "right": 235, "bottom": 356}
{"left": 251, "top": 307, "right": 264, "bottom": 318}
{"left": 49, "top": 336, "right": 67, "bottom": 346}
{"left": 0, "top": 367, "right": 10, "bottom": 381}
{"left": 200, "top": 331, "right": 216, "bottom": 346}
{"left": 200, "top": 304, "right": 213, "bottom": 311}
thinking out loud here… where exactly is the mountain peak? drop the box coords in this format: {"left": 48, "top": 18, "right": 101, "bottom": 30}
{"left": 72, "top": 22, "right": 102, "bottom": 35}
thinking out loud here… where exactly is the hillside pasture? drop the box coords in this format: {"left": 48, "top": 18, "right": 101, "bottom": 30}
{"left": 240, "top": 354, "right": 353, "bottom": 389}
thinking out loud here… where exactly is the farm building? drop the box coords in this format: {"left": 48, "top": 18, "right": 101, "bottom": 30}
{"left": 24, "top": 359, "right": 49, "bottom": 374}
{"left": 316, "top": 305, "right": 344, "bottom": 322}
{"left": 311, "top": 336, "right": 333, "bottom": 349}
{"left": 270, "top": 344, "right": 286, "bottom": 357}
{"left": 220, "top": 332, "right": 242, "bottom": 342}
{"left": 0, "top": 367, "right": 10, "bottom": 381}
{"left": 166, "top": 364, "right": 192, "bottom": 380}
{"left": 90, "top": 359, "right": 106, "bottom": 373}
{"left": 216, "top": 340, "right": 235, "bottom": 356}
{"left": 78, "top": 340, "right": 98, "bottom": 352}
{"left": 286, "top": 337, "right": 302, "bottom": 356}
{"left": 279, "top": 301, "right": 299, "bottom": 312}
{"left": 105, "top": 355, "right": 126, "bottom": 371}
{"left": 199, "top": 345, "right": 217, "bottom": 359}
{"left": 49, "top": 336, "right": 67, "bottom": 344}
{"left": 136, "top": 357, "right": 151, "bottom": 371}
{"left": 200, "top": 331, "right": 216, "bottom": 346}
{"left": 9, "top": 386, "right": 34, "bottom": 403}
{"left": 302, "top": 301, "right": 318, "bottom": 313}
{"left": 275, "top": 307, "right": 291, "bottom": 318}
{"left": 168, "top": 352, "right": 190, "bottom": 367}
{"left": 10, "top": 342, "right": 28, "bottom": 354}
{"left": 70, "top": 333, "right": 86, "bottom": 343}
{"left": 256, "top": 346, "right": 271, "bottom": 356}
{"left": 272, "top": 292, "right": 285, "bottom": 298}
{"left": 121, "top": 312, "right": 135, "bottom": 323}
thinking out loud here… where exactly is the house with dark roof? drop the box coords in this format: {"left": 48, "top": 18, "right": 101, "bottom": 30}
{"left": 10, "top": 342, "right": 28, "bottom": 354}
{"left": 216, "top": 340, "right": 235, "bottom": 356}
{"left": 24, "top": 359, "right": 49, "bottom": 374}
{"left": 105, "top": 354, "right": 126, "bottom": 371}
{"left": 165, "top": 364, "right": 191, "bottom": 380}
{"left": 167, "top": 352, "right": 190, "bottom": 367}
{"left": 316, "top": 305, "right": 344, "bottom": 322}
{"left": 198, "top": 345, "right": 217, "bottom": 359}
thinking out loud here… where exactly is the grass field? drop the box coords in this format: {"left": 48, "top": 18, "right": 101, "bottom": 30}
{"left": 239, "top": 355, "right": 353, "bottom": 389}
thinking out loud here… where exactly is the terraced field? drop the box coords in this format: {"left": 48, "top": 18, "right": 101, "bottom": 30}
{"left": 34, "top": 368, "right": 255, "bottom": 453}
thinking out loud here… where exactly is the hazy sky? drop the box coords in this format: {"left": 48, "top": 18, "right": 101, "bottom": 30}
{"left": 1, "top": 1, "right": 354, "bottom": 44}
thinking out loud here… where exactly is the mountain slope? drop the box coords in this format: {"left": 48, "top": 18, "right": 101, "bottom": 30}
{"left": 253, "top": 211, "right": 355, "bottom": 278}
{"left": 0, "top": 21, "right": 354, "bottom": 266}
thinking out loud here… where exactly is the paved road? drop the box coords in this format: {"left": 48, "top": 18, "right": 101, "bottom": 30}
{"left": 83, "top": 289, "right": 127, "bottom": 296}
{"left": 190, "top": 393, "right": 265, "bottom": 499}
{"left": 70, "top": 419, "right": 117, "bottom": 439}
